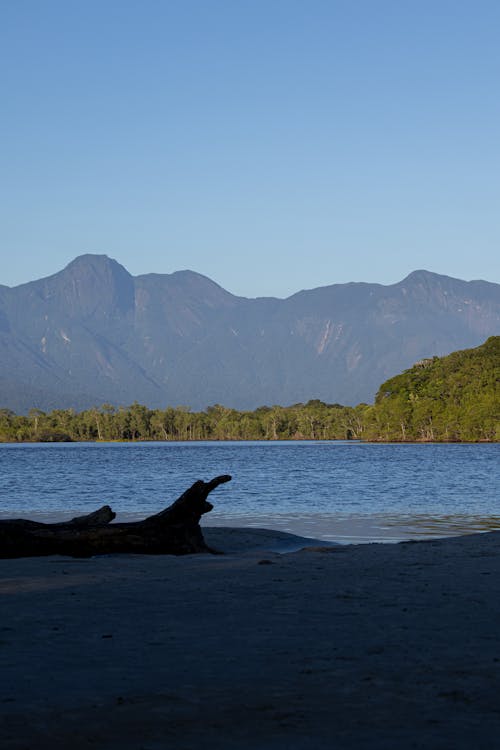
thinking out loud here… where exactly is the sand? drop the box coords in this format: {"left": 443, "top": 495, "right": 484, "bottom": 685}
{"left": 2, "top": 527, "right": 500, "bottom": 749}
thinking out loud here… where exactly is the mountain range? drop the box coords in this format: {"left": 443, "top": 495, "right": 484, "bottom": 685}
{"left": 1, "top": 254, "right": 499, "bottom": 413}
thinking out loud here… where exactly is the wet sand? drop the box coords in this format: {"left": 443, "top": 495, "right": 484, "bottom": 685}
{"left": 2, "top": 527, "right": 500, "bottom": 749}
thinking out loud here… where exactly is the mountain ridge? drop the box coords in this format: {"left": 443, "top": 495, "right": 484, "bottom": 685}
{"left": 4, "top": 258, "right": 496, "bottom": 298}
{"left": 1, "top": 254, "right": 499, "bottom": 413}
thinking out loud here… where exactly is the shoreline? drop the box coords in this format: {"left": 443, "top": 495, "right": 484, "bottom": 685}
{"left": 1, "top": 437, "right": 498, "bottom": 444}
{"left": 3, "top": 510, "right": 500, "bottom": 546}
{"left": 3, "top": 527, "right": 500, "bottom": 748}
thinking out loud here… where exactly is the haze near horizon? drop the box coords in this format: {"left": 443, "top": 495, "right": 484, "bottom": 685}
{"left": 1, "top": 1, "right": 499, "bottom": 296}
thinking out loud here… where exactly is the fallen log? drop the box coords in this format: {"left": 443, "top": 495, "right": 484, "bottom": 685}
{"left": 0, "top": 475, "right": 231, "bottom": 559}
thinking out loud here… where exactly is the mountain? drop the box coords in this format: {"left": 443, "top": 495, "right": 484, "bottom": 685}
{"left": 1, "top": 255, "right": 499, "bottom": 413}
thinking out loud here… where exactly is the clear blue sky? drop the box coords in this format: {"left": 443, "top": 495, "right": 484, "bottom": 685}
{"left": 1, "top": 0, "right": 499, "bottom": 297}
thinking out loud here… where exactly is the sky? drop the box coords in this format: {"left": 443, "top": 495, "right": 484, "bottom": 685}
{"left": 1, "top": 0, "right": 499, "bottom": 298}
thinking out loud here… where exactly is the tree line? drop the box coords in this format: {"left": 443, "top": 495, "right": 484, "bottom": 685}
{"left": 0, "top": 337, "right": 498, "bottom": 443}
{"left": 0, "top": 401, "right": 367, "bottom": 443}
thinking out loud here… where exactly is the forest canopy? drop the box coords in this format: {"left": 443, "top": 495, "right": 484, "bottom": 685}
{"left": 0, "top": 337, "right": 498, "bottom": 443}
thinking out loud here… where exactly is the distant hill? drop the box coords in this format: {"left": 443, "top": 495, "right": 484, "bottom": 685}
{"left": 0, "top": 254, "right": 499, "bottom": 412}
{"left": 363, "top": 337, "right": 500, "bottom": 441}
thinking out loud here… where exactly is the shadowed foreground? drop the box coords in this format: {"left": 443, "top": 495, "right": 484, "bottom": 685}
{"left": 2, "top": 528, "right": 500, "bottom": 748}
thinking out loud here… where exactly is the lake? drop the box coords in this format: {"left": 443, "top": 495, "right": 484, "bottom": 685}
{"left": 0, "top": 441, "right": 498, "bottom": 543}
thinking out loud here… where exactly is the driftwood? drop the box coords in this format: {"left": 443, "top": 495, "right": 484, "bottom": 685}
{"left": 0, "top": 475, "right": 231, "bottom": 559}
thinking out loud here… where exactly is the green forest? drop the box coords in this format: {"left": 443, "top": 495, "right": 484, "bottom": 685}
{"left": 1, "top": 337, "right": 498, "bottom": 443}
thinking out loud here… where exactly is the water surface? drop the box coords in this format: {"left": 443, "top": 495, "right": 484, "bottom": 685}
{"left": 0, "top": 441, "right": 497, "bottom": 543}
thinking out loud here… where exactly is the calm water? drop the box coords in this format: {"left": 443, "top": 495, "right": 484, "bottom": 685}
{"left": 0, "top": 441, "right": 498, "bottom": 543}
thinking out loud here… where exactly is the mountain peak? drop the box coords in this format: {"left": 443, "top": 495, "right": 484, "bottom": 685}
{"left": 63, "top": 253, "right": 130, "bottom": 277}
{"left": 41, "top": 253, "right": 134, "bottom": 317}
{"left": 400, "top": 270, "right": 445, "bottom": 283}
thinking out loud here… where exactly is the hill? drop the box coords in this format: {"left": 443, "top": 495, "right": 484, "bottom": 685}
{"left": 0, "top": 254, "right": 499, "bottom": 412}
{"left": 362, "top": 337, "right": 500, "bottom": 441}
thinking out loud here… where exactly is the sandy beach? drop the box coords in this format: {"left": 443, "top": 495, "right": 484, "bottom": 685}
{"left": 2, "top": 527, "right": 500, "bottom": 749}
